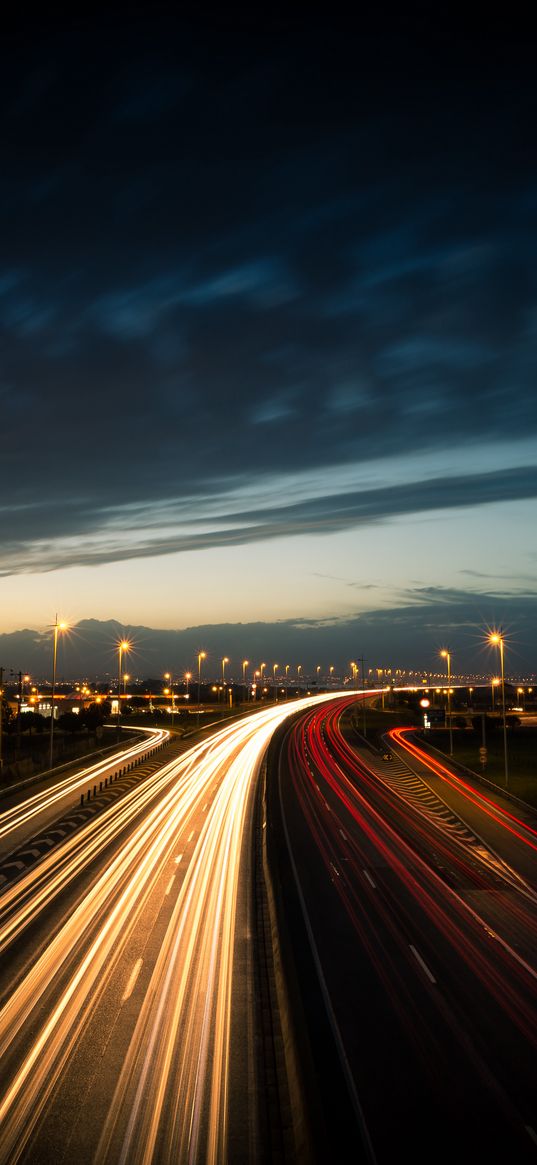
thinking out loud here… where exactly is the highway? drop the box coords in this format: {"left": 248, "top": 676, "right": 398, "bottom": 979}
{"left": 0, "top": 725, "right": 170, "bottom": 859}
{"left": 0, "top": 695, "right": 346, "bottom": 1165}
{"left": 270, "top": 699, "right": 537, "bottom": 1163}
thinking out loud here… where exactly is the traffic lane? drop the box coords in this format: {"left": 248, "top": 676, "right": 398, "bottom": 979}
{"left": 386, "top": 728, "right": 537, "bottom": 890}
{"left": 0, "top": 744, "right": 228, "bottom": 1163}
{"left": 327, "top": 728, "right": 537, "bottom": 969}
{"left": 15, "top": 792, "right": 213, "bottom": 1165}
{"left": 0, "top": 726, "right": 169, "bottom": 861}
{"left": 275, "top": 719, "right": 537, "bottom": 1163}
{"left": 1, "top": 705, "right": 302, "bottom": 1165}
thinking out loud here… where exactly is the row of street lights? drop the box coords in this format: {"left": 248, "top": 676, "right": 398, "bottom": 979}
{"left": 4, "top": 621, "right": 516, "bottom": 782}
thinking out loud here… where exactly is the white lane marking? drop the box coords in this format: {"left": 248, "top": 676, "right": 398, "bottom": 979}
{"left": 165, "top": 875, "right": 175, "bottom": 896}
{"left": 339, "top": 829, "right": 347, "bottom": 841}
{"left": 187, "top": 830, "right": 195, "bottom": 843}
{"left": 122, "top": 958, "right": 143, "bottom": 1003}
{"left": 409, "top": 944, "right": 437, "bottom": 984}
{"left": 363, "top": 868, "right": 376, "bottom": 889}
{"left": 202, "top": 803, "right": 208, "bottom": 812}
{"left": 174, "top": 852, "right": 183, "bottom": 864}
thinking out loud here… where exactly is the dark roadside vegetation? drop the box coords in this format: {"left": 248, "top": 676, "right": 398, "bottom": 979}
{"left": 348, "top": 702, "right": 537, "bottom": 810}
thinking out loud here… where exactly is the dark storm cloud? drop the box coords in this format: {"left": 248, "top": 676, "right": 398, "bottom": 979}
{"left": 1, "top": 12, "right": 536, "bottom": 572}
{"left": 1, "top": 464, "right": 536, "bottom": 575}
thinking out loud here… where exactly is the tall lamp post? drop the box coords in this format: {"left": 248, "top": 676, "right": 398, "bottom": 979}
{"left": 164, "top": 672, "right": 175, "bottom": 728}
{"left": 185, "top": 671, "right": 191, "bottom": 703}
{"left": 440, "top": 649, "right": 453, "bottom": 756}
{"left": 221, "top": 657, "right": 229, "bottom": 713}
{"left": 117, "top": 640, "right": 130, "bottom": 741}
{"left": 273, "top": 664, "right": 278, "bottom": 700}
{"left": 489, "top": 631, "right": 508, "bottom": 788}
{"left": 50, "top": 616, "right": 68, "bottom": 768}
{"left": 297, "top": 665, "right": 302, "bottom": 692}
{"left": 242, "top": 660, "right": 249, "bottom": 702}
{"left": 197, "top": 652, "right": 206, "bottom": 727}
{"left": 491, "top": 677, "right": 500, "bottom": 710}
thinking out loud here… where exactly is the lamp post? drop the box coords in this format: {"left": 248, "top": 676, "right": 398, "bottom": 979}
{"left": 117, "top": 640, "right": 130, "bottom": 741}
{"left": 316, "top": 665, "right": 321, "bottom": 686}
{"left": 221, "top": 657, "right": 229, "bottom": 713}
{"left": 440, "top": 649, "right": 453, "bottom": 756}
{"left": 164, "top": 672, "right": 175, "bottom": 728}
{"left": 272, "top": 664, "right": 278, "bottom": 699}
{"left": 49, "top": 616, "right": 68, "bottom": 768}
{"left": 491, "top": 677, "right": 500, "bottom": 711}
{"left": 489, "top": 632, "right": 508, "bottom": 788}
{"left": 242, "top": 660, "right": 249, "bottom": 702}
{"left": 197, "top": 652, "right": 206, "bottom": 727}
{"left": 329, "top": 665, "right": 334, "bottom": 685}
{"left": 185, "top": 671, "right": 191, "bottom": 702}
{"left": 297, "top": 665, "right": 302, "bottom": 692}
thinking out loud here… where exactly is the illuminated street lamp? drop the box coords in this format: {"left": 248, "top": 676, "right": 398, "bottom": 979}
{"left": 49, "top": 617, "right": 68, "bottom": 768}
{"left": 329, "top": 665, "right": 334, "bottom": 683}
{"left": 197, "top": 652, "right": 206, "bottom": 726}
{"left": 221, "top": 657, "right": 229, "bottom": 712}
{"left": 185, "top": 671, "right": 191, "bottom": 701}
{"left": 350, "top": 661, "right": 357, "bottom": 688}
{"left": 489, "top": 631, "right": 508, "bottom": 788}
{"left": 260, "top": 662, "right": 266, "bottom": 682}
{"left": 440, "top": 649, "right": 453, "bottom": 756}
{"left": 164, "top": 672, "right": 175, "bottom": 727}
{"left": 491, "top": 677, "right": 500, "bottom": 711}
{"left": 242, "top": 660, "right": 249, "bottom": 701}
{"left": 297, "top": 665, "right": 302, "bottom": 689}
{"left": 117, "top": 640, "right": 130, "bottom": 740}
{"left": 517, "top": 687, "right": 525, "bottom": 712}
{"left": 316, "top": 665, "right": 321, "bottom": 685}
{"left": 273, "top": 663, "right": 278, "bottom": 699}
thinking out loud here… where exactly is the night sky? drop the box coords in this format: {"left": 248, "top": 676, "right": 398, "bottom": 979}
{"left": 1, "top": 10, "right": 536, "bottom": 671}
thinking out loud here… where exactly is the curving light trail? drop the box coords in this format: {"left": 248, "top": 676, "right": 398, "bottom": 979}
{"left": 0, "top": 692, "right": 361, "bottom": 1164}
{"left": 0, "top": 725, "right": 169, "bottom": 852}
{"left": 388, "top": 725, "right": 537, "bottom": 854}
{"left": 279, "top": 700, "right": 537, "bottom": 1153}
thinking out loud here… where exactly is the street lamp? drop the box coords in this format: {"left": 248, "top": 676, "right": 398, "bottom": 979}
{"left": 491, "top": 677, "right": 500, "bottom": 710}
{"left": 49, "top": 616, "right": 68, "bottom": 768}
{"left": 489, "top": 631, "right": 508, "bottom": 788}
{"left": 273, "top": 663, "right": 278, "bottom": 699}
{"left": 329, "top": 665, "right": 334, "bottom": 684}
{"left": 316, "top": 665, "right": 321, "bottom": 685}
{"left": 197, "top": 652, "right": 206, "bottom": 726}
{"left": 242, "top": 660, "right": 249, "bottom": 701}
{"left": 440, "top": 649, "right": 453, "bottom": 756}
{"left": 117, "top": 640, "right": 130, "bottom": 740}
{"left": 164, "top": 672, "right": 175, "bottom": 727}
{"left": 297, "top": 665, "right": 302, "bottom": 690}
{"left": 185, "top": 671, "right": 191, "bottom": 701}
{"left": 221, "top": 657, "right": 229, "bottom": 712}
